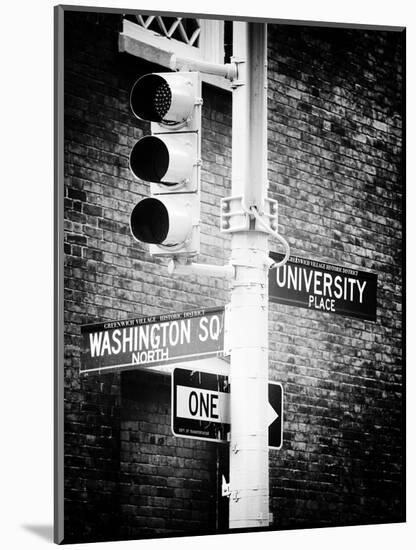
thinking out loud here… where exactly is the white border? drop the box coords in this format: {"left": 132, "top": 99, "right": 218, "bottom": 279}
{"left": 2, "top": 2, "right": 412, "bottom": 549}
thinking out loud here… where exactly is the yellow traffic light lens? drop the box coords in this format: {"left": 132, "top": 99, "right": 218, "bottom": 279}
{"left": 130, "top": 136, "right": 170, "bottom": 183}
{"left": 130, "top": 198, "right": 169, "bottom": 244}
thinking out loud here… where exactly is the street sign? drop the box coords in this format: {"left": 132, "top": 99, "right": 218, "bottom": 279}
{"left": 269, "top": 253, "right": 377, "bottom": 321}
{"left": 172, "top": 367, "right": 284, "bottom": 446}
{"left": 268, "top": 381, "right": 283, "bottom": 450}
{"left": 172, "top": 368, "right": 230, "bottom": 442}
{"left": 80, "top": 307, "right": 225, "bottom": 375}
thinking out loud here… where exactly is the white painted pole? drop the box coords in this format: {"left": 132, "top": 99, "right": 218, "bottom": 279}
{"left": 228, "top": 22, "right": 270, "bottom": 528}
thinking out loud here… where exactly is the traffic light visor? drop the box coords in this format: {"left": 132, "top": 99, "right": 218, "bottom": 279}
{"left": 130, "top": 198, "right": 169, "bottom": 244}
{"left": 130, "top": 72, "right": 196, "bottom": 125}
{"left": 130, "top": 74, "right": 172, "bottom": 123}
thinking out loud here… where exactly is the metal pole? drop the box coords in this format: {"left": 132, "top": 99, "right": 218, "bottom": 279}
{"left": 228, "top": 22, "right": 270, "bottom": 528}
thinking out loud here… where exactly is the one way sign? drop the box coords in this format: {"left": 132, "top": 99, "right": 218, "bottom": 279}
{"left": 172, "top": 368, "right": 283, "bottom": 448}
{"left": 268, "top": 381, "right": 283, "bottom": 449}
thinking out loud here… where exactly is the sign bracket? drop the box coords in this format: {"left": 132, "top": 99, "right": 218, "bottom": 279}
{"left": 221, "top": 475, "right": 231, "bottom": 497}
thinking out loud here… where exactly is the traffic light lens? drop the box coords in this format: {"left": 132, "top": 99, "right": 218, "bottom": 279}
{"left": 153, "top": 82, "right": 172, "bottom": 120}
{"left": 130, "top": 74, "right": 172, "bottom": 123}
{"left": 130, "top": 136, "right": 170, "bottom": 183}
{"left": 130, "top": 198, "right": 169, "bottom": 244}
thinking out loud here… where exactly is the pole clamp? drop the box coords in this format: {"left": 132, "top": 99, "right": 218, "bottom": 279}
{"left": 230, "top": 56, "right": 245, "bottom": 88}
{"left": 221, "top": 475, "right": 231, "bottom": 497}
{"left": 220, "top": 195, "right": 278, "bottom": 234}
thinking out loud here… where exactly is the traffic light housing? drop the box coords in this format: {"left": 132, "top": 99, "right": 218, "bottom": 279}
{"left": 129, "top": 72, "right": 201, "bottom": 257}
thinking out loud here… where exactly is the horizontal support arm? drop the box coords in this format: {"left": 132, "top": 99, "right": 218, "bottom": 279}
{"left": 167, "top": 259, "right": 235, "bottom": 279}
{"left": 169, "top": 54, "right": 238, "bottom": 81}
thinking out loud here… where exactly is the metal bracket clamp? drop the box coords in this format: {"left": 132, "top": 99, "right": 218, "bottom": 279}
{"left": 221, "top": 479, "right": 240, "bottom": 502}
{"left": 221, "top": 476, "right": 231, "bottom": 497}
{"left": 256, "top": 512, "right": 273, "bottom": 522}
{"left": 229, "top": 56, "right": 245, "bottom": 88}
{"left": 220, "top": 195, "right": 250, "bottom": 233}
{"left": 220, "top": 195, "right": 278, "bottom": 234}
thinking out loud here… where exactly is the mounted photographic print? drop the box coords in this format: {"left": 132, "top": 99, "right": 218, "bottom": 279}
{"left": 54, "top": 4, "right": 405, "bottom": 544}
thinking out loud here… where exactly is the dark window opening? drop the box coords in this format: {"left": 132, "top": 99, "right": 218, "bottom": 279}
{"left": 224, "top": 20, "right": 233, "bottom": 63}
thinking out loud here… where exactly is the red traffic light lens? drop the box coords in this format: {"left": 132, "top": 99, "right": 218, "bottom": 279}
{"left": 130, "top": 74, "right": 172, "bottom": 123}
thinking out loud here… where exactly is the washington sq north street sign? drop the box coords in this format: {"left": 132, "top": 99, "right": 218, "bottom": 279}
{"left": 80, "top": 307, "right": 225, "bottom": 375}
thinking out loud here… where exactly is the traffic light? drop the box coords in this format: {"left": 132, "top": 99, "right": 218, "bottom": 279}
{"left": 129, "top": 72, "right": 201, "bottom": 257}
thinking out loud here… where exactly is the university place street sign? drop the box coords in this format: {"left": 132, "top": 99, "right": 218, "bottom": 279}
{"left": 269, "top": 253, "right": 377, "bottom": 321}
{"left": 172, "top": 367, "right": 284, "bottom": 448}
{"left": 80, "top": 307, "right": 225, "bottom": 375}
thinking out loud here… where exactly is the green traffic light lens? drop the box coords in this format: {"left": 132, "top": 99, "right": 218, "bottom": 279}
{"left": 130, "top": 198, "right": 169, "bottom": 244}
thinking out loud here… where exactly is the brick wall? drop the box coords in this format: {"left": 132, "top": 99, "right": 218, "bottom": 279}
{"left": 62, "top": 11, "right": 404, "bottom": 543}
{"left": 119, "top": 371, "right": 229, "bottom": 538}
{"left": 267, "top": 25, "right": 403, "bottom": 528}
{"left": 63, "top": 11, "right": 231, "bottom": 542}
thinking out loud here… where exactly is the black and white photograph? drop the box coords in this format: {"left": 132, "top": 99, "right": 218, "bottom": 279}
{"left": 52, "top": 4, "right": 406, "bottom": 545}
{"left": 2, "top": 1, "right": 414, "bottom": 548}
